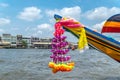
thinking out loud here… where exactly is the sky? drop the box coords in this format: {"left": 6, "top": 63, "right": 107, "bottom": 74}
{"left": 0, "top": 0, "right": 120, "bottom": 42}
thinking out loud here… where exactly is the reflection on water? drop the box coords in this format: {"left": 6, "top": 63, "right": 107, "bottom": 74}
{"left": 0, "top": 49, "right": 120, "bottom": 80}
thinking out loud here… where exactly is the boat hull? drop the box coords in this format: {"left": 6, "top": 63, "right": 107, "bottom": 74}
{"left": 85, "top": 27, "right": 120, "bottom": 62}
{"left": 63, "top": 27, "right": 120, "bottom": 62}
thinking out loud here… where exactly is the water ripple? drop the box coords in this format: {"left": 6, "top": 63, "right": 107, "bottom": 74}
{"left": 0, "top": 49, "right": 120, "bottom": 80}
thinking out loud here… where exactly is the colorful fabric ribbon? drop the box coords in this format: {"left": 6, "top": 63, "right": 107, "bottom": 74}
{"left": 56, "top": 17, "right": 89, "bottom": 52}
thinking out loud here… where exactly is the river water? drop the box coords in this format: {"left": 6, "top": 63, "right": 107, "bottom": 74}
{"left": 0, "top": 49, "right": 120, "bottom": 80}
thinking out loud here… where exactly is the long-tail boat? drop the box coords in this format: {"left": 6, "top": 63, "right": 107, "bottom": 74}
{"left": 54, "top": 14, "right": 120, "bottom": 62}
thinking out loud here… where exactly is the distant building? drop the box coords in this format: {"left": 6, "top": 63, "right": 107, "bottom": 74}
{"left": 22, "top": 37, "right": 31, "bottom": 48}
{"left": 11, "top": 36, "right": 17, "bottom": 48}
{"left": 31, "top": 37, "right": 39, "bottom": 42}
{"left": 2, "top": 34, "right": 11, "bottom": 42}
{"left": 0, "top": 36, "right": 1, "bottom": 41}
{"left": 39, "top": 38, "right": 52, "bottom": 42}
{"left": 16, "top": 35, "right": 22, "bottom": 48}
{"left": 1, "top": 34, "right": 11, "bottom": 48}
{"left": 32, "top": 38, "right": 52, "bottom": 49}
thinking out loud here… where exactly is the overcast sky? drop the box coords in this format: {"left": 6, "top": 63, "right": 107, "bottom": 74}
{"left": 0, "top": 0, "right": 120, "bottom": 42}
